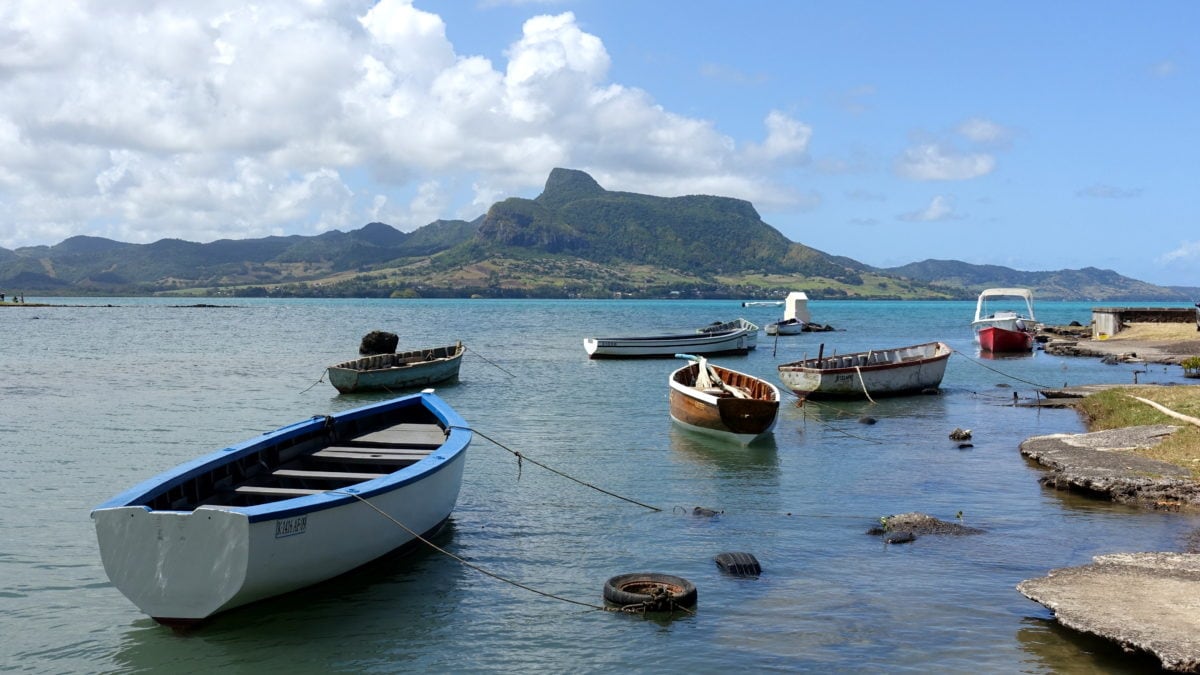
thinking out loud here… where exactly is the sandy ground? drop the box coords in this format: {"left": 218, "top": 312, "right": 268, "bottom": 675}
{"left": 1060, "top": 322, "right": 1200, "bottom": 363}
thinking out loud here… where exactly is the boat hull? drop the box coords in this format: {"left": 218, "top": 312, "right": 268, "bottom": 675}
{"left": 972, "top": 288, "right": 1036, "bottom": 353}
{"left": 669, "top": 362, "right": 779, "bottom": 445}
{"left": 777, "top": 342, "right": 950, "bottom": 400}
{"left": 585, "top": 319, "right": 758, "bottom": 359}
{"left": 976, "top": 326, "right": 1033, "bottom": 353}
{"left": 92, "top": 392, "right": 471, "bottom": 623}
{"left": 765, "top": 319, "right": 805, "bottom": 336}
{"left": 327, "top": 342, "right": 464, "bottom": 393}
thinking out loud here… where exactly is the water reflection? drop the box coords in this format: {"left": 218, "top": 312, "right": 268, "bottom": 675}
{"left": 977, "top": 349, "right": 1036, "bottom": 361}
{"left": 668, "top": 426, "right": 780, "bottom": 475}
{"left": 1015, "top": 616, "right": 1163, "bottom": 673}
{"left": 109, "top": 521, "right": 465, "bottom": 672}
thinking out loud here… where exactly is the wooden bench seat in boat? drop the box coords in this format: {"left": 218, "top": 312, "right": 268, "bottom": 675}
{"left": 309, "top": 447, "right": 433, "bottom": 464}
{"left": 234, "top": 485, "right": 327, "bottom": 497}
{"left": 272, "top": 468, "right": 387, "bottom": 482}
{"left": 349, "top": 424, "right": 446, "bottom": 449}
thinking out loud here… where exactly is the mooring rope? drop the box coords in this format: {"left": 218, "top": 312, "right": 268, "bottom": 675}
{"left": 853, "top": 366, "right": 878, "bottom": 404}
{"left": 950, "top": 349, "right": 1055, "bottom": 390}
{"left": 450, "top": 426, "right": 662, "bottom": 512}
{"left": 300, "top": 373, "right": 327, "bottom": 394}
{"left": 464, "top": 345, "right": 517, "bottom": 378}
{"left": 337, "top": 491, "right": 609, "bottom": 612}
{"left": 781, "top": 393, "right": 885, "bottom": 444}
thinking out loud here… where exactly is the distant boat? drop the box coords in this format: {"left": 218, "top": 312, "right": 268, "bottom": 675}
{"left": 741, "top": 300, "right": 784, "bottom": 307}
{"left": 584, "top": 318, "right": 758, "bottom": 359}
{"left": 765, "top": 318, "right": 806, "bottom": 336}
{"left": 972, "top": 288, "right": 1036, "bottom": 353}
{"left": 91, "top": 391, "right": 471, "bottom": 625}
{"left": 777, "top": 341, "right": 951, "bottom": 400}
{"left": 765, "top": 291, "right": 812, "bottom": 336}
{"left": 327, "top": 342, "right": 464, "bottom": 394}
{"left": 669, "top": 354, "right": 780, "bottom": 445}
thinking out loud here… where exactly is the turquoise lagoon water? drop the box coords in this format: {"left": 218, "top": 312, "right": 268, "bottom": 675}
{"left": 1, "top": 297, "right": 1193, "bottom": 673}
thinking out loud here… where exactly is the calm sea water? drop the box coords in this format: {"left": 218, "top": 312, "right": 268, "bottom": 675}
{"left": 2, "top": 297, "right": 1193, "bottom": 673}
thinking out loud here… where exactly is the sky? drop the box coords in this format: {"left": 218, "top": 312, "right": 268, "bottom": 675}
{"left": 0, "top": 1, "right": 1196, "bottom": 286}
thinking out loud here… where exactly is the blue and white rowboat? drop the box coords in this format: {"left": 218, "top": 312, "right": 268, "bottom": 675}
{"left": 91, "top": 390, "right": 471, "bottom": 625}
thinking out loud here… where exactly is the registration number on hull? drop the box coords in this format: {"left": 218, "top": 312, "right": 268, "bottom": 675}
{"left": 275, "top": 515, "right": 308, "bottom": 538}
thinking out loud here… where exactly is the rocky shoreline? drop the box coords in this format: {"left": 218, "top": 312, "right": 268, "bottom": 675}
{"left": 1019, "top": 424, "right": 1200, "bottom": 508}
{"left": 1040, "top": 321, "right": 1200, "bottom": 366}
{"left": 1017, "top": 324, "right": 1200, "bottom": 671}
{"left": 1018, "top": 553, "right": 1200, "bottom": 673}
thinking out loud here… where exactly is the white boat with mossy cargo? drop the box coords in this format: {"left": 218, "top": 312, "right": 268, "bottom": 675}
{"left": 777, "top": 341, "right": 951, "bottom": 400}
{"left": 91, "top": 391, "right": 471, "bottom": 625}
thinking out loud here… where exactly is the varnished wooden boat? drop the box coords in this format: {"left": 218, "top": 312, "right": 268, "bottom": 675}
{"left": 669, "top": 355, "right": 780, "bottom": 445}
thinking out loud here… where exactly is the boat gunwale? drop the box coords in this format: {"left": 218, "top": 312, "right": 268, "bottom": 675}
{"left": 668, "top": 360, "right": 780, "bottom": 443}
{"left": 328, "top": 342, "right": 464, "bottom": 373}
{"left": 669, "top": 362, "right": 781, "bottom": 406}
{"left": 777, "top": 341, "right": 951, "bottom": 374}
{"left": 90, "top": 392, "right": 472, "bottom": 524}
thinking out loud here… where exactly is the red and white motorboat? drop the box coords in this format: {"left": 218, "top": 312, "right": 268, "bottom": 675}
{"left": 972, "top": 288, "right": 1036, "bottom": 352}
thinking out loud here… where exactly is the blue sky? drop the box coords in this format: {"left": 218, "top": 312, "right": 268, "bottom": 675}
{"left": 1, "top": 1, "right": 1195, "bottom": 286}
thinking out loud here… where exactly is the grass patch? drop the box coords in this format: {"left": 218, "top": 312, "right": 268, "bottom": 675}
{"left": 1080, "top": 386, "right": 1200, "bottom": 477}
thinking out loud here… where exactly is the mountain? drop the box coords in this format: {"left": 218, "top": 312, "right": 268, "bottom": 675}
{"left": 0, "top": 168, "right": 1195, "bottom": 301}
{"left": 883, "top": 259, "right": 1190, "bottom": 301}
{"left": 473, "top": 168, "right": 864, "bottom": 281}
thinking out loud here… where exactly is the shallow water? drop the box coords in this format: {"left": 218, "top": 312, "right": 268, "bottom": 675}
{"left": 1, "top": 297, "right": 1191, "bottom": 673}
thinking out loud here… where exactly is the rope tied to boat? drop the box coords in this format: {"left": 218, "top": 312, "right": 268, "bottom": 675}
{"left": 950, "top": 349, "right": 1054, "bottom": 389}
{"left": 450, "top": 425, "right": 661, "bottom": 512}
{"left": 337, "top": 491, "right": 612, "bottom": 613}
{"left": 464, "top": 345, "right": 517, "bottom": 378}
{"left": 781, "top": 392, "right": 884, "bottom": 444}
{"left": 852, "top": 366, "right": 877, "bottom": 404}
{"left": 299, "top": 373, "right": 327, "bottom": 394}
{"left": 616, "top": 586, "right": 696, "bottom": 615}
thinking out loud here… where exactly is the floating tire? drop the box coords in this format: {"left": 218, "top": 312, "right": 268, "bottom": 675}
{"left": 603, "top": 573, "right": 697, "bottom": 612}
{"left": 714, "top": 551, "right": 761, "bottom": 577}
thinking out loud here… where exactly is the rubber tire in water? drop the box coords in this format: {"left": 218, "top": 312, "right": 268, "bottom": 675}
{"left": 713, "top": 551, "right": 761, "bottom": 577}
{"left": 603, "top": 573, "right": 698, "bottom": 610}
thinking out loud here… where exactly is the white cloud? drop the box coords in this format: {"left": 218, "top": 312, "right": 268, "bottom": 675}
{"left": 895, "top": 143, "right": 995, "bottom": 181}
{"left": 835, "top": 84, "right": 875, "bottom": 114}
{"left": 846, "top": 189, "right": 886, "bottom": 202}
{"left": 743, "top": 110, "right": 812, "bottom": 164}
{"left": 1160, "top": 240, "right": 1200, "bottom": 264}
{"left": 1076, "top": 184, "right": 1143, "bottom": 199}
{"left": 1150, "top": 59, "right": 1178, "bottom": 78}
{"left": 406, "top": 180, "right": 450, "bottom": 227}
{"left": 0, "top": 1, "right": 817, "bottom": 249}
{"left": 699, "top": 62, "right": 768, "bottom": 86}
{"left": 957, "top": 117, "right": 1012, "bottom": 146}
{"left": 899, "top": 195, "right": 959, "bottom": 222}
